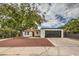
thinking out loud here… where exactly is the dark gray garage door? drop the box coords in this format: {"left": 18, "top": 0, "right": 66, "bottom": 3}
{"left": 45, "top": 31, "right": 61, "bottom": 38}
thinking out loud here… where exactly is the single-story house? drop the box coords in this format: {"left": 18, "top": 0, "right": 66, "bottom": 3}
{"left": 22, "top": 29, "right": 40, "bottom": 37}
{"left": 22, "top": 28, "right": 64, "bottom": 38}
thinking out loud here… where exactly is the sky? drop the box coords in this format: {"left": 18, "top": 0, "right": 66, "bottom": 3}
{"left": 34, "top": 3, "right": 79, "bottom": 28}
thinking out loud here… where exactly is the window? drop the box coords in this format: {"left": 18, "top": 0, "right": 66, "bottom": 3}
{"left": 27, "top": 32, "right": 29, "bottom": 35}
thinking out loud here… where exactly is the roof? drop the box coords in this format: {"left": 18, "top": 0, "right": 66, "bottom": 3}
{"left": 41, "top": 28, "right": 63, "bottom": 29}
{"left": 23, "top": 29, "right": 40, "bottom": 32}
{"left": 41, "top": 28, "right": 63, "bottom": 31}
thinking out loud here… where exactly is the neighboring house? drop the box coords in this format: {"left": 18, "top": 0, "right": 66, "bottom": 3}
{"left": 22, "top": 28, "right": 64, "bottom": 38}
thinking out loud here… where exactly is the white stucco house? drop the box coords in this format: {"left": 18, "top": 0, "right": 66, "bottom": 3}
{"left": 22, "top": 28, "right": 64, "bottom": 38}
{"left": 22, "top": 29, "right": 40, "bottom": 37}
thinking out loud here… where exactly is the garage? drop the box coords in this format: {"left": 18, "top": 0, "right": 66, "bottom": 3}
{"left": 45, "top": 31, "right": 61, "bottom": 38}
{"left": 40, "top": 28, "right": 64, "bottom": 38}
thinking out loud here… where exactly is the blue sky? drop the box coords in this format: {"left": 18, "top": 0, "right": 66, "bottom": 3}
{"left": 34, "top": 3, "right": 79, "bottom": 28}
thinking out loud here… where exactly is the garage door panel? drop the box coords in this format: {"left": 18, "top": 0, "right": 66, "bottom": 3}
{"left": 45, "top": 31, "right": 61, "bottom": 38}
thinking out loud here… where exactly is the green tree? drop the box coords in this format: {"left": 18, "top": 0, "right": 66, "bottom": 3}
{"left": 64, "top": 18, "right": 79, "bottom": 33}
{"left": 0, "top": 3, "right": 42, "bottom": 38}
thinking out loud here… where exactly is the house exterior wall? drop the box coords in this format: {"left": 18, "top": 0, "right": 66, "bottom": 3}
{"left": 40, "top": 29, "right": 45, "bottom": 38}
{"left": 22, "top": 31, "right": 32, "bottom": 37}
{"left": 29, "top": 32, "right": 33, "bottom": 37}
{"left": 61, "top": 29, "right": 64, "bottom": 38}
{"left": 34, "top": 31, "right": 40, "bottom": 37}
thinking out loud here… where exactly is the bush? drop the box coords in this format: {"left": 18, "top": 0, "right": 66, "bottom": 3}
{"left": 0, "top": 28, "right": 20, "bottom": 39}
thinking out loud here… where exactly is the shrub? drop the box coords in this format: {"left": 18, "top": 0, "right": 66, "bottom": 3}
{"left": 0, "top": 28, "right": 20, "bottom": 39}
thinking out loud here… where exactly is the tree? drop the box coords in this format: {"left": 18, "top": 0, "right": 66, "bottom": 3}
{"left": 0, "top": 3, "right": 42, "bottom": 38}
{"left": 64, "top": 18, "right": 79, "bottom": 33}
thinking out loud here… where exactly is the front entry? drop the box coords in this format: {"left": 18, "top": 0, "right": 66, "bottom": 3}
{"left": 32, "top": 32, "right": 34, "bottom": 37}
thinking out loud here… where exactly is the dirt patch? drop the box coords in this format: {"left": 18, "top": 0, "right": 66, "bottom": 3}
{"left": 0, "top": 37, "right": 54, "bottom": 47}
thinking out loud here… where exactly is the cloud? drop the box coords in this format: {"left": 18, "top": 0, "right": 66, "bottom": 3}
{"left": 35, "top": 3, "right": 79, "bottom": 28}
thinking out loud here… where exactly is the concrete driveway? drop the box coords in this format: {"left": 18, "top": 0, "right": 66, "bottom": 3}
{"left": 0, "top": 38, "right": 79, "bottom": 56}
